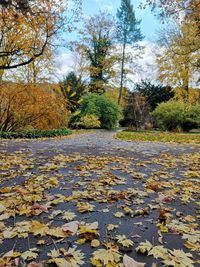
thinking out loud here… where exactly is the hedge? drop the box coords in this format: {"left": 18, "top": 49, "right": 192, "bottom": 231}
{"left": 0, "top": 129, "right": 72, "bottom": 139}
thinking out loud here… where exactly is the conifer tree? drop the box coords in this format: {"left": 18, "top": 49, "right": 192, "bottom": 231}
{"left": 116, "top": 0, "right": 143, "bottom": 105}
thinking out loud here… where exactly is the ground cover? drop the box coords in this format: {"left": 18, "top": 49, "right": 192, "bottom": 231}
{"left": 116, "top": 131, "right": 200, "bottom": 144}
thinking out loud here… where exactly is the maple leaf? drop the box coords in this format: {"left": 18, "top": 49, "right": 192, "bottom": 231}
{"left": 114, "top": 212, "right": 124, "bottom": 218}
{"left": 123, "top": 254, "right": 145, "bottom": 267}
{"left": 54, "top": 258, "right": 71, "bottom": 267}
{"left": 46, "top": 227, "right": 68, "bottom": 238}
{"left": 77, "top": 202, "right": 94, "bottom": 213}
{"left": 136, "top": 241, "right": 153, "bottom": 254}
{"left": 116, "top": 235, "right": 133, "bottom": 248}
{"left": 148, "top": 245, "right": 169, "bottom": 259}
{"left": 184, "top": 241, "right": 200, "bottom": 252}
{"left": 49, "top": 247, "right": 85, "bottom": 267}
{"left": 163, "top": 249, "right": 194, "bottom": 267}
{"left": 62, "top": 210, "right": 77, "bottom": 221}
{"left": 47, "top": 249, "right": 60, "bottom": 258}
{"left": 21, "top": 248, "right": 39, "bottom": 261}
{"left": 78, "top": 223, "right": 99, "bottom": 241}
{"left": 31, "top": 220, "right": 49, "bottom": 236}
{"left": 91, "top": 247, "right": 121, "bottom": 265}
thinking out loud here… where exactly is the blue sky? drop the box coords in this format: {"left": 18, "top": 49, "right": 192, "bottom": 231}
{"left": 82, "top": 0, "right": 160, "bottom": 41}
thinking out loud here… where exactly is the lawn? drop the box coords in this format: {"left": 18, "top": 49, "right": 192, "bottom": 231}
{"left": 116, "top": 131, "right": 200, "bottom": 144}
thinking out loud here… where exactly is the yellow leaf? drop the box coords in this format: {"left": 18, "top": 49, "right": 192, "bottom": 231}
{"left": 91, "top": 239, "right": 100, "bottom": 248}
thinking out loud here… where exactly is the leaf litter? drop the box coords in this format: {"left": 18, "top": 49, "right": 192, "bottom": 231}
{"left": 0, "top": 141, "right": 199, "bottom": 266}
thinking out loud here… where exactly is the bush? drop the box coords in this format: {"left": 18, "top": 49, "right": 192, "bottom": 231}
{"left": 71, "top": 94, "right": 120, "bottom": 129}
{"left": 0, "top": 129, "right": 72, "bottom": 139}
{"left": 0, "top": 82, "right": 69, "bottom": 132}
{"left": 182, "top": 105, "right": 200, "bottom": 131}
{"left": 80, "top": 114, "right": 101, "bottom": 129}
{"left": 152, "top": 100, "right": 200, "bottom": 131}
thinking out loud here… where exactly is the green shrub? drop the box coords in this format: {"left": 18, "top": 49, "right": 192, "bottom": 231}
{"left": 152, "top": 100, "right": 200, "bottom": 131}
{"left": 182, "top": 105, "right": 200, "bottom": 131}
{"left": 71, "top": 94, "right": 120, "bottom": 129}
{"left": 0, "top": 129, "right": 72, "bottom": 139}
{"left": 80, "top": 114, "right": 101, "bottom": 129}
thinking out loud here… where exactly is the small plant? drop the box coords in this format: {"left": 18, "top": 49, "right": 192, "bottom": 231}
{"left": 80, "top": 115, "right": 101, "bottom": 129}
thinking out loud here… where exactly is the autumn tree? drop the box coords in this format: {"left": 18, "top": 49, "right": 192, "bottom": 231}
{"left": 75, "top": 11, "right": 116, "bottom": 94}
{"left": 121, "top": 91, "right": 152, "bottom": 130}
{"left": 0, "top": 0, "right": 81, "bottom": 73}
{"left": 142, "top": 0, "right": 200, "bottom": 20}
{"left": 157, "top": 20, "right": 200, "bottom": 99}
{"left": 116, "top": 0, "right": 143, "bottom": 105}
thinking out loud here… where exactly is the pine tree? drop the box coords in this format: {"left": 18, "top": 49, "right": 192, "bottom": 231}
{"left": 116, "top": 0, "right": 143, "bottom": 105}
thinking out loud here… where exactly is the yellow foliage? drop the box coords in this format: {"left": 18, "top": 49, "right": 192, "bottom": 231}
{"left": 0, "top": 82, "right": 69, "bottom": 131}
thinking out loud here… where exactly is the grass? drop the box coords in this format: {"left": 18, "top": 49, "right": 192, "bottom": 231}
{"left": 116, "top": 131, "right": 200, "bottom": 144}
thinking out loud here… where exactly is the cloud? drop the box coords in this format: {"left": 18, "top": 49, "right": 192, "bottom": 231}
{"left": 54, "top": 41, "right": 160, "bottom": 84}
{"left": 54, "top": 52, "right": 75, "bottom": 79}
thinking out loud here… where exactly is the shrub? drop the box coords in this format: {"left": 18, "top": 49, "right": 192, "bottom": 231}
{"left": 0, "top": 129, "right": 72, "bottom": 139}
{"left": 80, "top": 114, "right": 101, "bottom": 129}
{"left": 182, "top": 105, "right": 200, "bottom": 131}
{"left": 152, "top": 100, "right": 200, "bottom": 131}
{"left": 71, "top": 94, "right": 120, "bottom": 129}
{"left": 0, "top": 82, "right": 69, "bottom": 132}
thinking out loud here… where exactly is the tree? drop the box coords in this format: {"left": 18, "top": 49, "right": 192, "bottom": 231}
{"left": 75, "top": 11, "right": 116, "bottom": 94}
{"left": 134, "top": 80, "right": 174, "bottom": 110}
{"left": 60, "top": 72, "right": 87, "bottom": 112}
{"left": 157, "top": 20, "right": 199, "bottom": 99}
{"left": 121, "top": 91, "right": 152, "bottom": 130}
{"left": 116, "top": 0, "right": 143, "bottom": 105}
{"left": 4, "top": 49, "right": 55, "bottom": 83}
{"left": 0, "top": 0, "right": 81, "bottom": 71}
{"left": 0, "top": 0, "right": 32, "bottom": 12}
{"left": 142, "top": 0, "right": 200, "bottom": 20}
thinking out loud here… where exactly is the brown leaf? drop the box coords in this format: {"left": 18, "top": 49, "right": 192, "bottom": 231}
{"left": 61, "top": 221, "right": 79, "bottom": 235}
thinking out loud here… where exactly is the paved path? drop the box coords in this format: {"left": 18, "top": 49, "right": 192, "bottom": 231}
{"left": 1, "top": 130, "right": 198, "bottom": 156}
{"left": 0, "top": 131, "right": 199, "bottom": 266}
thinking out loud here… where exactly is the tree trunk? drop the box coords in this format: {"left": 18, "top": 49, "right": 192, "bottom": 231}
{"left": 118, "top": 42, "right": 126, "bottom": 105}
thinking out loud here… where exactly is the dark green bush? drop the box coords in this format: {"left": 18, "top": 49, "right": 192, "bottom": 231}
{"left": 70, "top": 94, "right": 120, "bottom": 129}
{"left": 152, "top": 100, "right": 200, "bottom": 131}
{"left": 0, "top": 129, "right": 72, "bottom": 139}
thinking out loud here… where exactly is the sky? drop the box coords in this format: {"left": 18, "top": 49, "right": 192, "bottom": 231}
{"left": 55, "top": 0, "right": 162, "bottom": 84}
{"left": 82, "top": 0, "right": 160, "bottom": 41}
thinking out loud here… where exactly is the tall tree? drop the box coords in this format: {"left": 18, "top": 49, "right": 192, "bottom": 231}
{"left": 0, "top": 0, "right": 81, "bottom": 71}
{"left": 75, "top": 11, "right": 116, "bottom": 94}
{"left": 116, "top": 0, "right": 143, "bottom": 105}
{"left": 157, "top": 20, "right": 199, "bottom": 99}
